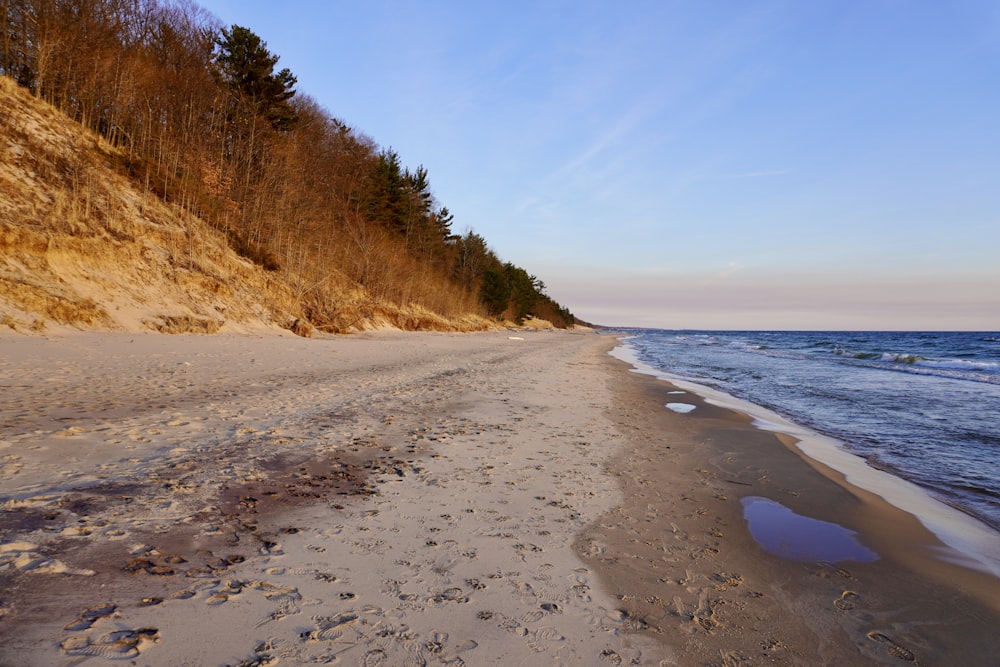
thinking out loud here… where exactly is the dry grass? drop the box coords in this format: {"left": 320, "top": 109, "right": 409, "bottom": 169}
{"left": 0, "top": 274, "right": 111, "bottom": 326}
{"left": 519, "top": 316, "right": 556, "bottom": 330}
{"left": 145, "top": 315, "right": 223, "bottom": 334}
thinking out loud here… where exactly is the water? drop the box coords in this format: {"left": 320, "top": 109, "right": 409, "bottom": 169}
{"left": 614, "top": 330, "right": 1000, "bottom": 534}
{"left": 740, "top": 496, "right": 879, "bottom": 563}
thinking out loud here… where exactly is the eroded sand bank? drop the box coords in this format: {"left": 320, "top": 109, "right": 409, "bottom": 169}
{"left": 1, "top": 330, "right": 998, "bottom": 665}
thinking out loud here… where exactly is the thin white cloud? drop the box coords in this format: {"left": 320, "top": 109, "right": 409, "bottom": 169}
{"left": 553, "top": 103, "right": 653, "bottom": 179}
{"left": 727, "top": 170, "right": 789, "bottom": 178}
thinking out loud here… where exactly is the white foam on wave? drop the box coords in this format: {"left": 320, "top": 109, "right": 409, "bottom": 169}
{"left": 665, "top": 403, "right": 696, "bottom": 414}
{"left": 836, "top": 348, "right": 999, "bottom": 374}
{"left": 915, "top": 358, "right": 998, "bottom": 370}
{"left": 611, "top": 341, "right": 1000, "bottom": 579}
{"left": 728, "top": 341, "right": 764, "bottom": 351}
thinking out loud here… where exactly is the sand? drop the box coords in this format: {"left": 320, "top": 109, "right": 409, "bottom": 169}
{"left": 1, "top": 329, "right": 998, "bottom": 666}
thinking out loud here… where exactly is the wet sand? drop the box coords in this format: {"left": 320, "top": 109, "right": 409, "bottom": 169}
{"left": 1, "top": 329, "right": 998, "bottom": 665}
{"left": 587, "top": 355, "right": 1000, "bottom": 665}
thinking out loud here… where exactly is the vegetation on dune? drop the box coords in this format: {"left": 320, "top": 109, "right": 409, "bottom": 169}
{"left": 0, "top": 0, "right": 577, "bottom": 333}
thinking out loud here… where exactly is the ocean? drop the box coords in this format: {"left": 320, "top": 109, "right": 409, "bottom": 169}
{"left": 612, "top": 330, "right": 1000, "bottom": 537}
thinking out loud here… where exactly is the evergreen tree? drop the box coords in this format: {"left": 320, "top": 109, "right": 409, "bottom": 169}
{"left": 404, "top": 165, "right": 433, "bottom": 217}
{"left": 215, "top": 25, "right": 298, "bottom": 130}
{"left": 504, "top": 263, "right": 539, "bottom": 323}
{"left": 367, "top": 148, "right": 406, "bottom": 231}
{"left": 480, "top": 267, "right": 510, "bottom": 317}
{"left": 434, "top": 206, "right": 455, "bottom": 241}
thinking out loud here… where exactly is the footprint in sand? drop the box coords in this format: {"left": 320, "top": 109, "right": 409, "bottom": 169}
{"left": 571, "top": 581, "right": 592, "bottom": 602}
{"left": 306, "top": 611, "right": 362, "bottom": 641}
{"left": 63, "top": 602, "right": 117, "bottom": 631}
{"left": 710, "top": 572, "right": 744, "bottom": 591}
{"left": 60, "top": 627, "right": 159, "bottom": 659}
{"left": 204, "top": 579, "right": 247, "bottom": 605}
{"left": 867, "top": 631, "right": 917, "bottom": 662}
{"left": 362, "top": 648, "right": 388, "bottom": 666}
{"left": 527, "top": 626, "right": 565, "bottom": 653}
{"left": 429, "top": 587, "right": 469, "bottom": 605}
{"left": 834, "top": 590, "right": 859, "bottom": 611}
{"left": 422, "top": 630, "right": 449, "bottom": 655}
{"left": 521, "top": 609, "right": 545, "bottom": 624}
{"left": 600, "top": 647, "right": 624, "bottom": 665}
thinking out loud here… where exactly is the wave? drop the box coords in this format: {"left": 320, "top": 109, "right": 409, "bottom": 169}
{"left": 914, "top": 358, "right": 999, "bottom": 371}
{"left": 875, "top": 352, "right": 999, "bottom": 372}
{"left": 834, "top": 348, "right": 880, "bottom": 360}
{"left": 728, "top": 341, "right": 765, "bottom": 351}
{"left": 833, "top": 347, "right": 998, "bottom": 370}
{"left": 699, "top": 340, "right": 998, "bottom": 380}
{"left": 641, "top": 330, "right": 1000, "bottom": 385}
{"left": 673, "top": 334, "right": 718, "bottom": 345}
{"left": 882, "top": 352, "right": 925, "bottom": 364}
{"left": 834, "top": 348, "right": 925, "bottom": 364}
{"left": 826, "top": 348, "right": 1000, "bottom": 384}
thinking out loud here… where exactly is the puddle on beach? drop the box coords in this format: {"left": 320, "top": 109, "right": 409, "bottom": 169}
{"left": 740, "top": 496, "right": 879, "bottom": 563}
{"left": 665, "top": 403, "right": 696, "bottom": 414}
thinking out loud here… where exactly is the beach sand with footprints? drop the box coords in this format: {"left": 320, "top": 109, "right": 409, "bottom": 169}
{"left": 1, "top": 329, "right": 999, "bottom": 665}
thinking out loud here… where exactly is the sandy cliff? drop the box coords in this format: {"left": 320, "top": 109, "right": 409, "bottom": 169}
{"left": 0, "top": 76, "right": 310, "bottom": 335}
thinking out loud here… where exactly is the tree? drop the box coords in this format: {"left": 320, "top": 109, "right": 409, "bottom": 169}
{"left": 215, "top": 24, "right": 297, "bottom": 130}
{"left": 452, "top": 230, "right": 490, "bottom": 285}
{"left": 480, "top": 266, "right": 510, "bottom": 318}
{"left": 404, "top": 165, "right": 432, "bottom": 217}
{"left": 434, "top": 206, "right": 455, "bottom": 241}
{"left": 1, "top": 0, "right": 34, "bottom": 87}
{"left": 504, "top": 263, "right": 539, "bottom": 323}
{"left": 366, "top": 148, "right": 405, "bottom": 231}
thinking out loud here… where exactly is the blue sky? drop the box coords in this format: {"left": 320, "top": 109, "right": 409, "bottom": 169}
{"left": 197, "top": 0, "right": 1000, "bottom": 329}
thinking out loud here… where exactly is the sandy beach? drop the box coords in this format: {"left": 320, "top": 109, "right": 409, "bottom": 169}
{"left": 2, "top": 329, "right": 999, "bottom": 666}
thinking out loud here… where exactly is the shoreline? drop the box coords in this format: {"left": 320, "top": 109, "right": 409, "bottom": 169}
{"left": 609, "top": 342, "right": 1000, "bottom": 580}
{"left": 1, "top": 330, "right": 998, "bottom": 665}
{"left": 588, "top": 338, "right": 1000, "bottom": 664}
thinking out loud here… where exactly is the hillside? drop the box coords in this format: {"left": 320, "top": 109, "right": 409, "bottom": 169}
{"left": 0, "top": 1, "right": 576, "bottom": 335}
{"left": 1, "top": 75, "right": 299, "bottom": 334}
{"left": 0, "top": 75, "right": 507, "bottom": 335}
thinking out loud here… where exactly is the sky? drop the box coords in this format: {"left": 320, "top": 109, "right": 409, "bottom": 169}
{"left": 195, "top": 0, "right": 1000, "bottom": 330}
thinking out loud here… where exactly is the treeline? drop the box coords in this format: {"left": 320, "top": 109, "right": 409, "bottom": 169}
{"left": 0, "top": 0, "right": 575, "bottom": 330}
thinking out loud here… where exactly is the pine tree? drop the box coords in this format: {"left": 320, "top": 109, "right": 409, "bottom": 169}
{"left": 215, "top": 25, "right": 297, "bottom": 130}
{"left": 434, "top": 206, "right": 455, "bottom": 241}
{"left": 480, "top": 267, "right": 510, "bottom": 317}
{"left": 367, "top": 148, "right": 406, "bottom": 231}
